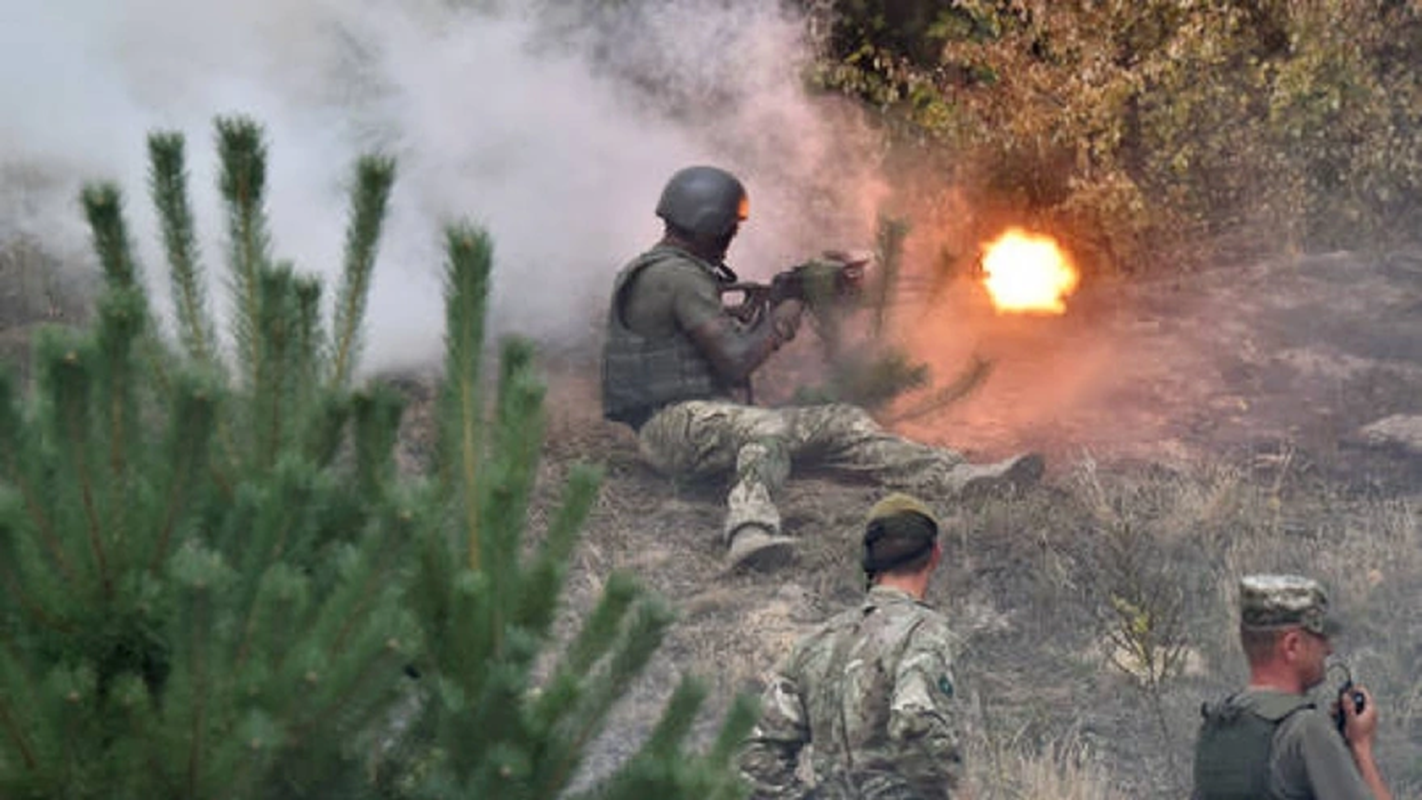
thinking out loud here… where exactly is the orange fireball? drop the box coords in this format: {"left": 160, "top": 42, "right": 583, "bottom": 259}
{"left": 981, "top": 228, "right": 1079, "bottom": 314}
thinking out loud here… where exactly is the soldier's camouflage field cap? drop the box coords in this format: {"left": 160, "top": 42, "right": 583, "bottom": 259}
{"left": 1239, "top": 574, "right": 1339, "bottom": 636}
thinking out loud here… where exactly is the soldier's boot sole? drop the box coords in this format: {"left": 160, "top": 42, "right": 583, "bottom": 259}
{"left": 725, "top": 525, "right": 797, "bottom": 572}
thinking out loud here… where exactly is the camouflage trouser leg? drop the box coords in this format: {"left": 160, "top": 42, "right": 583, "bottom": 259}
{"left": 771, "top": 402, "right": 966, "bottom": 491}
{"left": 638, "top": 400, "right": 964, "bottom": 541}
{"left": 638, "top": 400, "right": 793, "bottom": 541}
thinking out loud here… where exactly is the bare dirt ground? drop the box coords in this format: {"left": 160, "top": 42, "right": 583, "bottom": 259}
{"left": 887, "top": 248, "right": 1422, "bottom": 473}
{"left": 516, "top": 249, "right": 1422, "bottom": 796}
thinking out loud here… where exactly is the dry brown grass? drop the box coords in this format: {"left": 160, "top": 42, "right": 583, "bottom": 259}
{"left": 978, "top": 455, "right": 1421, "bottom": 795}
{"left": 968, "top": 732, "right": 1129, "bottom": 800}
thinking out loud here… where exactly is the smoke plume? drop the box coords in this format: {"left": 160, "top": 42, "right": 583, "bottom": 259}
{"left": 0, "top": 0, "right": 884, "bottom": 373}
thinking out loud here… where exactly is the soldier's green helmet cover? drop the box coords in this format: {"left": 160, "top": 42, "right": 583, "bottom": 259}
{"left": 656, "top": 165, "right": 749, "bottom": 239}
{"left": 862, "top": 493, "right": 940, "bottom": 576}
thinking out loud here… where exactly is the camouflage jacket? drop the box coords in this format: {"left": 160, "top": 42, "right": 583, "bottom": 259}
{"left": 738, "top": 585, "right": 964, "bottom": 800}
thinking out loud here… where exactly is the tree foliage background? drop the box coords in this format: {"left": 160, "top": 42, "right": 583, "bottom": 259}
{"left": 803, "top": 0, "right": 1422, "bottom": 272}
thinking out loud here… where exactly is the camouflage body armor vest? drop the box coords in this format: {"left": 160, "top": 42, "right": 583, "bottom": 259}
{"left": 602, "top": 248, "right": 733, "bottom": 429}
{"left": 1193, "top": 693, "right": 1313, "bottom": 799}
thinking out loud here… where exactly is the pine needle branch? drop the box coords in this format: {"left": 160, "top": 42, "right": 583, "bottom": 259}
{"left": 186, "top": 593, "right": 209, "bottom": 797}
{"left": 0, "top": 367, "right": 76, "bottom": 584}
{"left": 574, "top": 678, "right": 757, "bottom": 800}
{"left": 148, "top": 131, "right": 216, "bottom": 367}
{"left": 330, "top": 156, "right": 396, "bottom": 390}
{"left": 290, "top": 642, "right": 405, "bottom": 743}
{"left": 99, "top": 301, "right": 135, "bottom": 478}
{"left": 639, "top": 676, "right": 706, "bottom": 761}
{"left": 217, "top": 116, "right": 272, "bottom": 392}
{"left": 326, "top": 552, "right": 396, "bottom": 658}
{"left": 81, "top": 184, "right": 141, "bottom": 293}
{"left": 537, "top": 596, "right": 675, "bottom": 798}
{"left": 293, "top": 276, "right": 323, "bottom": 428}
{"left": 595, "top": 598, "right": 675, "bottom": 717}
{"left": 0, "top": 560, "right": 68, "bottom": 633}
{"left": 352, "top": 386, "right": 403, "bottom": 500}
{"left": 252, "top": 266, "right": 296, "bottom": 470}
{"left": 0, "top": 699, "right": 38, "bottom": 770}
{"left": 83, "top": 181, "right": 174, "bottom": 407}
{"left": 553, "top": 572, "right": 641, "bottom": 685}
{"left": 513, "top": 463, "right": 601, "bottom": 637}
{"left": 439, "top": 223, "right": 493, "bottom": 570}
{"left": 0, "top": 475, "right": 70, "bottom": 584}
{"left": 481, "top": 337, "right": 545, "bottom": 616}
{"left": 151, "top": 374, "right": 218, "bottom": 572}
{"left": 527, "top": 574, "right": 644, "bottom": 743}
{"left": 51, "top": 348, "right": 112, "bottom": 598}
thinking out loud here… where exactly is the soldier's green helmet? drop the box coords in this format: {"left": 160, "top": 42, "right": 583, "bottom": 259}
{"left": 655, "top": 166, "right": 749, "bottom": 240}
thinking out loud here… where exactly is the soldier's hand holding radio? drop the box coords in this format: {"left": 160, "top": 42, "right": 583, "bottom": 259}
{"left": 1337, "top": 682, "right": 1378, "bottom": 748}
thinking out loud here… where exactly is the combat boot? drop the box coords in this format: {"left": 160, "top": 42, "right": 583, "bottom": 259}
{"left": 725, "top": 524, "right": 796, "bottom": 571}
{"left": 946, "top": 452, "right": 1045, "bottom": 498}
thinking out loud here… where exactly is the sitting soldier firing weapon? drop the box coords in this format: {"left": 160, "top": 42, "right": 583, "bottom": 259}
{"left": 601, "top": 165, "right": 1044, "bottom": 570}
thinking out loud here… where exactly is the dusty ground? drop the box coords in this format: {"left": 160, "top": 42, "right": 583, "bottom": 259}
{"left": 517, "top": 249, "right": 1422, "bottom": 796}
{"left": 886, "top": 248, "right": 1422, "bottom": 472}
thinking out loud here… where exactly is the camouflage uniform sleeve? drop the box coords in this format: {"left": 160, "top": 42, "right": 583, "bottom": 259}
{"left": 887, "top": 616, "right": 965, "bottom": 797}
{"left": 738, "top": 667, "right": 811, "bottom": 800}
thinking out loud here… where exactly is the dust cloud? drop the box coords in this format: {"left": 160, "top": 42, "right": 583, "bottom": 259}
{"left": 0, "top": 0, "right": 885, "bottom": 373}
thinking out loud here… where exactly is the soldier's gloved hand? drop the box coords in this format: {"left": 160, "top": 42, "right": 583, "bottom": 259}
{"left": 770, "top": 299, "right": 805, "bottom": 345}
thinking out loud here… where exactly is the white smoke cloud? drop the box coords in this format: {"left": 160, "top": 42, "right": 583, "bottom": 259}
{"left": 0, "top": 0, "right": 884, "bottom": 374}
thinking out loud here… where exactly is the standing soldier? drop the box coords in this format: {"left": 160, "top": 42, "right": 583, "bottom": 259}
{"left": 738, "top": 493, "right": 965, "bottom": 799}
{"left": 602, "top": 164, "right": 1043, "bottom": 569}
{"left": 1193, "top": 574, "right": 1393, "bottom": 799}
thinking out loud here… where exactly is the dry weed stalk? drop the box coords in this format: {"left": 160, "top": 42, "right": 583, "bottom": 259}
{"left": 1072, "top": 456, "right": 1191, "bottom": 782}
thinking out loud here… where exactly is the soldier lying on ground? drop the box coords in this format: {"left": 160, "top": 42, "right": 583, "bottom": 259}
{"left": 601, "top": 164, "right": 1043, "bottom": 569}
